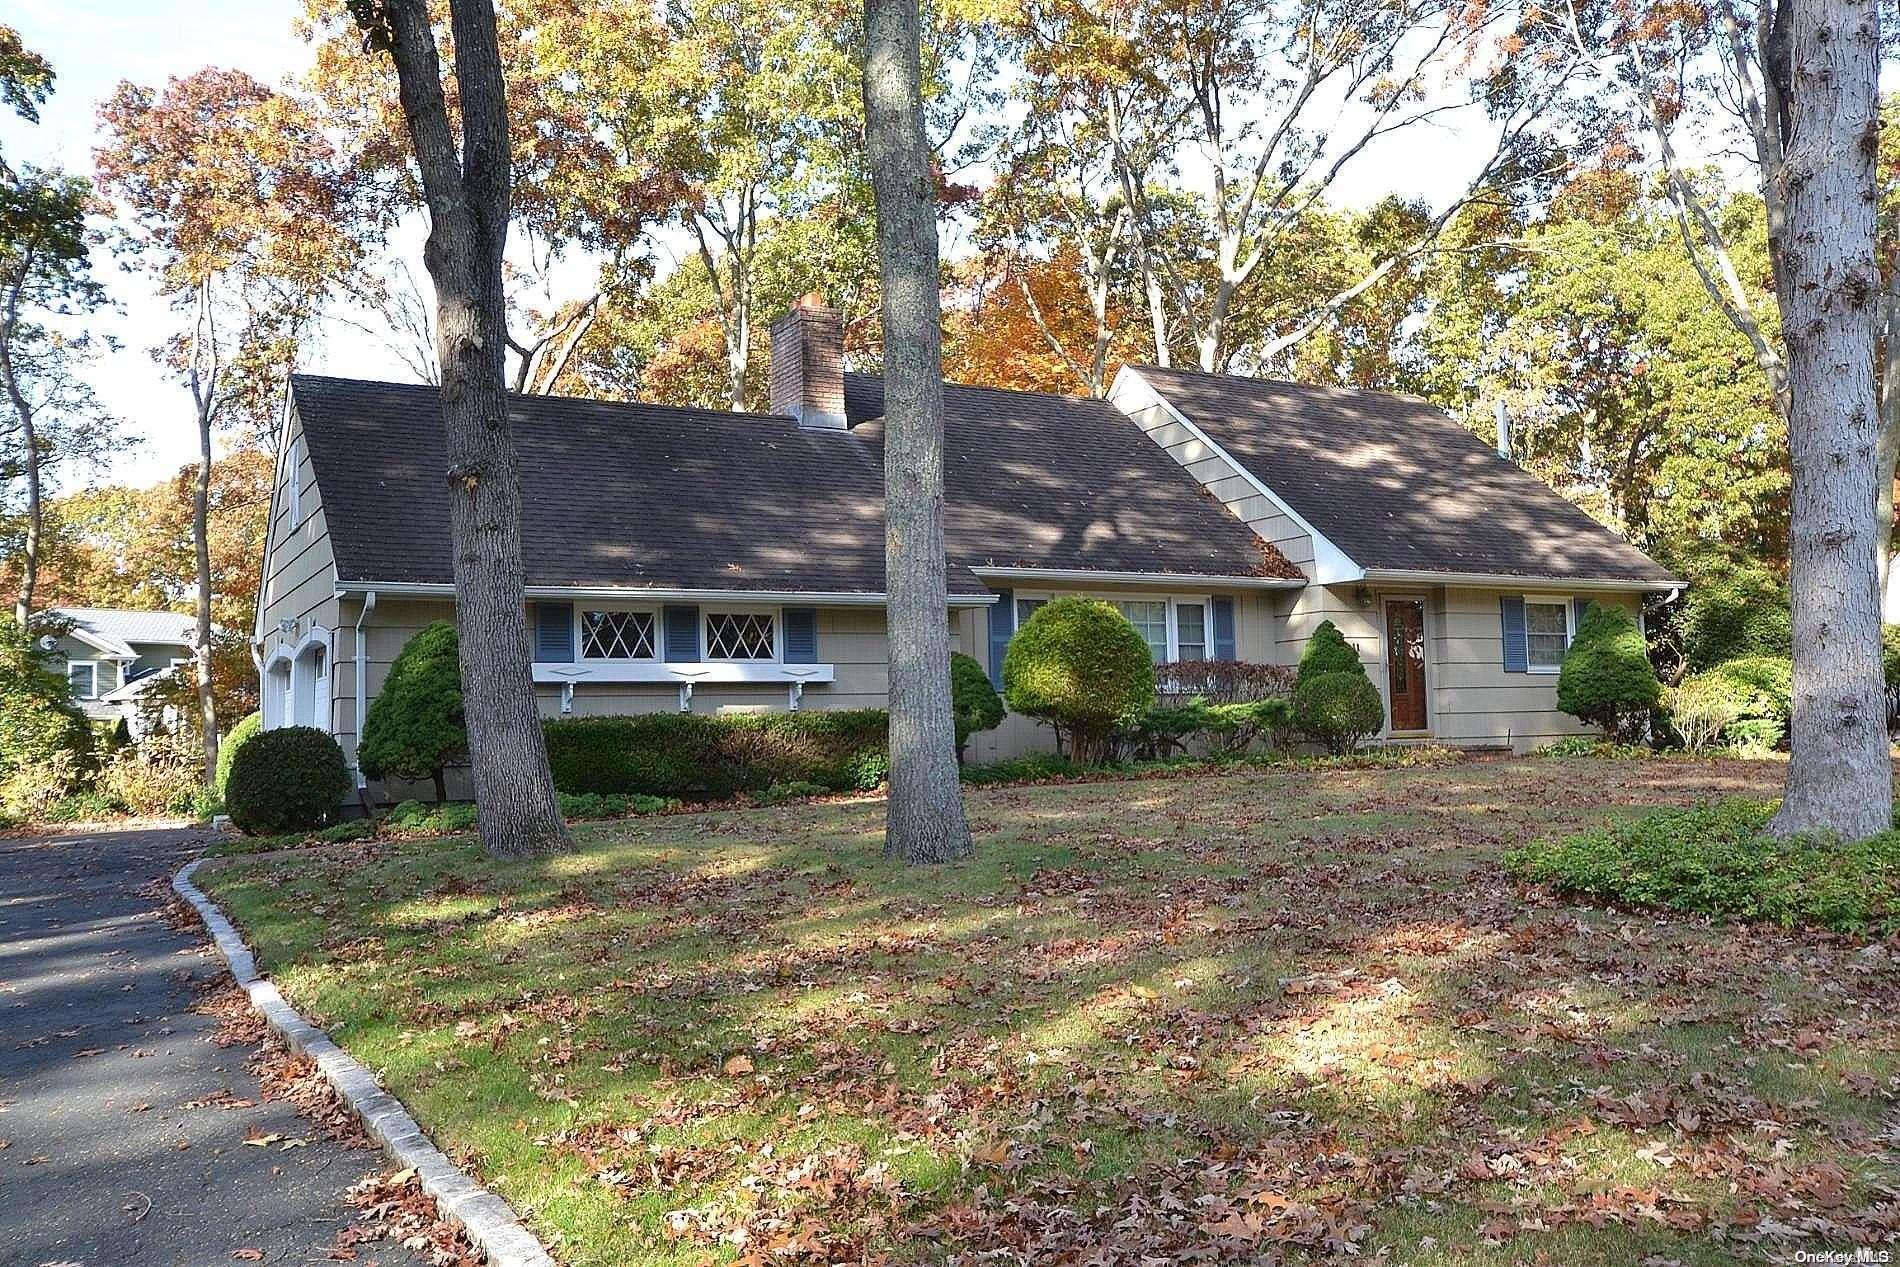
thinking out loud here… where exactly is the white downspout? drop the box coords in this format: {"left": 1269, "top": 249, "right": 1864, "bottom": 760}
{"left": 353, "top": 590, "right": 378, "bottom": 790}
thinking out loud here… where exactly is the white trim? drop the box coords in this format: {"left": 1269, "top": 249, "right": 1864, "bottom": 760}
{"left": 1360, "top": 568, "right": 1677, "bottom": 594}
{"left": 1521, "top": 594, "right": 1574, "bottom": 675}
{"left": 1108, "top": 367, "right": 1362, "bottom": 585}
{"left": 702, "top": 605, "right": 782, "bottom": 664}
{"left": 67, "top": 659, "right": 101, "bottom": 700}
{"left": 352, "top": 590, "right": 378, "bottom": 786}
{"left": 971, "top": 566, "right": 1302, "bottom": 590}
{"left": 336, "top": 581, "right": 998, "bottom": 607}
{"left": 533, "top": 662, "right": 834, "bottom": 686}
{"left": 1011, "top": 589, "right": 1215, "bottom": 664}
{"left": 57, "top": 625, "right": 139, "bottom": 660}
{"left": 574, "top": 602, "right": 660, "bottom": 663}
{"left": 255, "top": 386, "right": 299, "bottom": 644}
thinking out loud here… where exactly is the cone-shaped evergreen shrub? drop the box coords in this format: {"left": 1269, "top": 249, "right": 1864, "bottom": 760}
{"left": 1002, "top": 598, "right": 1155, "bottom": 765}
{"left": 1296, "top": 619, "right": 1363, "bottom": 678}
{"left": 358, "top": 620, "right": 466, "bottom": 802}
{"left": 949, "top": 651, "right": 1004, "bottom": 761}
{"left": 1290, "top": 620, "right": 1382, "bottom": 753}
{"left": 1557, "top": 602, "right": 1661, "bottom": 739}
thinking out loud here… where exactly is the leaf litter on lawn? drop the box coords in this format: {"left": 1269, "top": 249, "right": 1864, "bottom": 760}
{"left": 205, "top": 757, "right": 1900, "bottom": 1265}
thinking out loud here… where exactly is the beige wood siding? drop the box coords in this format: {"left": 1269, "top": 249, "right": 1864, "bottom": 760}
{"left": 1427, "top": 587, "right": 1641, "bottom": 749}
{"left": 1272, "top": 584, "right": 1646, "bottom": 750}
{"left": 1123, "top": 399, "right": 1317, "bottom": 574}
{"left": 257, "top": 403, "right": 342, "bottom": 733}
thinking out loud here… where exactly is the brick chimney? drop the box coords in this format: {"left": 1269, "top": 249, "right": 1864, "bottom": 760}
{"left": 769, "top": 292, "right": 847, "bottom": 430}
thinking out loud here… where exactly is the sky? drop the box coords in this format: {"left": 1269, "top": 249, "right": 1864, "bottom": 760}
{"left": 3, "top": 1, "right": 1511, "bottom": 489}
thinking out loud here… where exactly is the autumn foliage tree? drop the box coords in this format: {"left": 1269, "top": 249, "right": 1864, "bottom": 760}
{"left": 94, "top": 68, "right": 361, "bottom": 787}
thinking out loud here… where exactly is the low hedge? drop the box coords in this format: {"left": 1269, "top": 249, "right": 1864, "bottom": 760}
{"left": 542, "top": 709, "right": 889, "bottom": 798}
{"left": 1506, "top": 799, "right": 1900, "bottom": 935}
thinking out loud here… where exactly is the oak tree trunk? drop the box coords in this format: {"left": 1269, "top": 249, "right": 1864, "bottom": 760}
{"left": 863, "top": 0, "right": 973, "bottom": 864}
{"left": 366, "top": 0, "right": 569, "bottom": 858}
{"left": 1767, "top": 0, "right": 1891, "bottom": 840}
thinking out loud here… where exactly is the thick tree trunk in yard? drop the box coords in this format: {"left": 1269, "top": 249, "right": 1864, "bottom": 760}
{"left": 363, "top": 0, "right": 569, "bottom": 858}
{"left": 863, "top": 0, "right": 973, "bottom": 864}
{"left": 1767, "top": 0, "right": 1891, "bottom": 840}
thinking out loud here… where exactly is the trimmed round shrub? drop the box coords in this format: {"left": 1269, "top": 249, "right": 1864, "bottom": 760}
{"left": 1002, "top": 597, "right": 1156, "bottom": 765}
{"left": 225, "top": 725, "right": 351, "bottom": 835}
{"left": 215, "top": 711, "right": 261, "bottom": 801}
{"left": 949, "top": 651, "right": 1004, "bottom": 761}
{"left": 1292, "top": 671, "right": 1384, "bottom": 755}
{"left": 1557, "top": 602, "right": 1661, "bottom": 739}
{"left": 357, "top": 621, "right": 466, "bottom": 802}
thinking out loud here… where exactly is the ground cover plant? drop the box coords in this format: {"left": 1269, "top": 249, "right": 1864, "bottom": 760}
{"left": 1508, "top": 798, "right": 1900, "bottom": 934}
{"left": 203, "top": 755, "right": 1900, "bottom": 1266}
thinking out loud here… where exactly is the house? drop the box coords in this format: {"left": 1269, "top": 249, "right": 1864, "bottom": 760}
{"left": 254, "top": 298, "right": 1677, "bottom": 799}
{"left": 41, "top": 606, "right": 198, "bottom": 738}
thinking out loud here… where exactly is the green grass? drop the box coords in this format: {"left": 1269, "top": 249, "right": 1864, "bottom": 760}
{"left": 201, "top": 755, "right": 1900, "bottom": 1266}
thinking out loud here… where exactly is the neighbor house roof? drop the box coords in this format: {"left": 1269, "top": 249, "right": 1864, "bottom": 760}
{"left": 50, "top": 607, "right": 197, "bottom": 657}
{"left": 289, "top": 375, "right": 1290, "bottom": 598}
{"left": 1130, "top": 366, "right": 1678, "bottom": 587}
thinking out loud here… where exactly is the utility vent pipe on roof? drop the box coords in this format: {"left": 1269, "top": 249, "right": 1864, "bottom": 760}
{"left": 768, "top": 292, "right": 847, "bottom": 430}
{"left": 1494, "top": 398, "right": 1514, "bottom": 462}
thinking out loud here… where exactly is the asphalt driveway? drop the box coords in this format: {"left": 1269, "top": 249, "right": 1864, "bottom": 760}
{"left": 0, "top": 825, "right": 423, "bottom": 1267}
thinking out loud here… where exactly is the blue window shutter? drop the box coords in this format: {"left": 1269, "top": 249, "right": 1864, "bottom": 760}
{"left": 664, "top": 605, "right": 700, "bottom": 661}
{"left": 987, "top": 589, "right": 1014, "bottom": 688}
{"left": 1501, "top": 596, "right": 1527, "bottom": 673}
{"left": 783, "top": 607, "right": 818, "bottom": 663}
{"left": 1211, "top": 597, "right": 1237, "bottom": 661}
{"left": 533, "top": 601, "right": 573, "bottom": 663}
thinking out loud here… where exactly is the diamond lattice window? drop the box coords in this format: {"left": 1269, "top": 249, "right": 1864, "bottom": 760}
{"left": 581, "top": 610, "right": 656, "bottom": 660}
{"left": 706, "top": 611, "right": 776, "bottom": 660}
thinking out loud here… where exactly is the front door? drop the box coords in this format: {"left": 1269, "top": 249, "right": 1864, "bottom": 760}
{"left": 1385, "top": 599, "right": 1428, "bottom": 732}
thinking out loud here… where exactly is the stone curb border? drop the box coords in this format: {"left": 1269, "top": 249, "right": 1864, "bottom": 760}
{"left": 172, "top": 859, "right": 556, "bottom": 1267}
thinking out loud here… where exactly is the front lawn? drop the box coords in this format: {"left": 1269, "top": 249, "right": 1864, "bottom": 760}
{"left": 202, "top": 756, "right": 1900, "bottom": 1266}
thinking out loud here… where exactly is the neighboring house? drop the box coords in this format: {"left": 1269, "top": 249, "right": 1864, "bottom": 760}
{"left": 255, "top": 299, "right": 1676, "bottom": 800}
{"left": 41, "top": 606, "right": 198, "bottom": 739}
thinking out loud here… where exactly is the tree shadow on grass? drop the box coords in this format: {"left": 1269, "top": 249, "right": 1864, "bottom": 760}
{"left": 203, "top": 756, "right": 1900, "bottom": 1267}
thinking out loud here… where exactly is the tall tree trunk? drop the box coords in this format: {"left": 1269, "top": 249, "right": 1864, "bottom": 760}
{"left": 864, "top": 0, "right": 972, "bottom": 864}
{"left": 1767, "top": 0, "right": 1891, "bottom": 840}
{"left": 366, "top": 0, "right": 569, "bottom": 858}
{"left": 192, "top": 394, "right": 219, "bottom": 787}
{"left": 1, "top": 259, "right": 40, "bottom": 629}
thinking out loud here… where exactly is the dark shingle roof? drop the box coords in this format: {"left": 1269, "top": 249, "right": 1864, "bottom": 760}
{"left": 1133, "top": 366, "right": 1677, "bottom": 585}
{"left": 291, "top": 374, "right": 1285, "bottom": 596}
